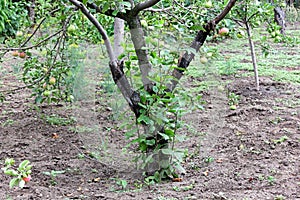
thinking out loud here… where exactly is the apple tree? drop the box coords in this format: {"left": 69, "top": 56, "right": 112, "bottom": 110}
{"left": 0, "top": 0, "right": 238, "bottom": 178}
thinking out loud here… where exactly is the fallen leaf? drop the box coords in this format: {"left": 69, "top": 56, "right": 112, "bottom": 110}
{"left": 203, "top": 169, "right": 209, "bottom": 176}
{"left": 172, "top": 178, "right": 183, "bottom": 182}
{"left": 52, "top": 133, "right": 59, "bottom": 139}
{"left": 93, "top": 177, "right": 101, "bottom": 182}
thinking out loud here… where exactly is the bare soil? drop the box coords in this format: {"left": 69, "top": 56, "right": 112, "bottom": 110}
{"left": 1, "top": 71, "right": 299, "bottom": 200}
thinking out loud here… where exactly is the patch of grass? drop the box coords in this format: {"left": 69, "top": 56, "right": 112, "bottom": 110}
{"left": 69, "top": 125, "right": 96, "bottom": 133}
{"left": 273, "top": 135, "right": 289, "bottom": 144}
{"left": 189, "top": 26, "right": 300, "bottom": 86}
{"left": 45, "top": 114, "right": 76, "bottom": 126}
{"left": 2, "top": 119, "right": 14, "bottom": 127}
{"left": 42, "top": 170, "right": 65, "bottom": 186}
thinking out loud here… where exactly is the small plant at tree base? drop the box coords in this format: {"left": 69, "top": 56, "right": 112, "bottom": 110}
{"left": 228, "top": 92, "right": 240, "bottom": 110}
{"left": 1, "top": 158, "right": 32, "bottom": 188}
{"left": 267, "top": 175, "right": 276, "bottom": 185}
{"left": 42, "top": 170, "right": 65, "bottom": 186}
{"left": 115, "top": 178, "right": 128, "bottom": 191}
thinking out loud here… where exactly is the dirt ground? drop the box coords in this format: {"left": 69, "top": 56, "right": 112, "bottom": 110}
{"left": 1, "top": 72, "right": 299, "bottom": 200}
{"left": 1, "top": 33, "right": 300, "bottom": 200}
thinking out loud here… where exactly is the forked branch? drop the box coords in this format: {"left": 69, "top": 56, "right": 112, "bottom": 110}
{"left": 69, "top": 0, "right": 140, "bottom": 116}
{"left": 168, "top": 0, "right": 238, "bottom": 91}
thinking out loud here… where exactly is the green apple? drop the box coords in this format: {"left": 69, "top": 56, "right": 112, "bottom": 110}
{"left": 237, "top": 30, "right": 245, "bottom": 38}
{"left": 42, "top": 67, "right": 48, "bottom": 73}
{"left": 271, "top": 32, "right": 276, "bottom": 38}
{"left": 43, "top": 90, "right": 51, "bottom": 97}
{"left": 67, "top": 24, "right": 77, "bottom": 33}
{"left": 16, "top": 31, "right": 23, "bottom": 37}
{"left": 140, "top": 20, "right": 148, "bottom": 28}
{"left": 275, "top": 36, "right": 282, "bottom": 42}
{"left": 49, "top": 77, "right": 56, "bottom": 85}
{"left": 204, "top": 0, "right": 213, "bottom": 8}
{"left": 200, "top": 57, "right": 208, "bottom": 64}
{"left": 69, "top": 43, "right": 79, "bottom": 48}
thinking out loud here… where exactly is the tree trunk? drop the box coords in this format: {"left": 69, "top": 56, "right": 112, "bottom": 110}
{"left": 127, "top": 16, "right": 153, "bottom": 92}
{"left": 113, "top": 18, "right": 124, "bottom": 58}
{"left": 274, "top": 7, "right": 286, "bottom": 35}
{"left": 245, "top": 21, "right": 260, "bottom": 91}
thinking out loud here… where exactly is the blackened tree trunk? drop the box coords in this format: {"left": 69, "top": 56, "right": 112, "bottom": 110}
{"left": 274, "top": 6, "right": 286, "bottom": 34}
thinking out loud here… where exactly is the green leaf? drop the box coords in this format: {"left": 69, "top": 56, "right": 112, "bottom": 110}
{"left": 144, "top": 154, "right": 154, "bottom": 164}
{"left": 112, "top": 10, "right": 118, "bottom": 16}
{"left": 137, "top": 115, "right": 151, "bottom": 125}
{"left": 165, "top": 129, "right": 175, "bottom": 137}
{"left": 154, "top": 171, "right": 161, "bottom": 182}
{"left": 19, "top": 160, "right": 30, "bottom": 170}
{"left": 162, "top": 149, "right": 173, "bottom": 155}
{"left": 25, "top": 165, "right": 33, "bottom": 171}
{"left": 146, "top": 139, "right": 155, "bottom": 146}
{"left": 102, "top": 3, "right": 109, "bottom": 12}
{"left": 139, "top": 142, "right": 147, "bottom": 151}
{"left": 158, "top": 132, "right": 170, "bottom": 140}
{"left": 4, "top": 169, "right": 19, "bottom": 176}
{"left": 4, "top": 158, "right": 15, "bottom": 166}
{"left": 152, "top": 85, "right": 158, "bottom": 93}
{"left": 9, "top": 178, "right": 19, "bottom": 188}
{"left": 42, "top": 171, "right": 51, "bottom": 176}
{"left": 174, "top": 151, "right": 184, "bottom": 162}
{"left": 124, "top": 128, "right": 137, "bottom": 139}
{"left": 121, "top": 1, "right": 131, "bottom": 8}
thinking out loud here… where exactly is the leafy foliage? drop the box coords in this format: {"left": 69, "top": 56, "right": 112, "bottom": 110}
{"left": 1, "top": 158, "right": 32, "bottom": 188}
{"left": 0, "top": 0, "right": 29, "bottom": 42}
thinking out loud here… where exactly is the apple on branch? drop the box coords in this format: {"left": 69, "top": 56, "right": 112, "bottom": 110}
{"left": 218, "top": 27, "right": 229, "bottom": 36}
{"left": 19, "top": 52, "right": 26, "bottom": 58}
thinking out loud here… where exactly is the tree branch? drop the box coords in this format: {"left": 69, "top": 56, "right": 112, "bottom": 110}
{"left": 85, "top": 2, "right": 127, "bottom": 20}
{"left": 0, "top": 30, "right": 63, "bottom": 51}
{"left": 20, "top": 8, "right": 61, "bottom": 48}
{"left": 69, "top": 0, "right": 141, "bottom": 116}
{"left": 213, "top": 0, "right": 238, "bottom": 25}
{"left": 246, "top": 11, "right": 259, "bottom": 23}
{"left": 69, "top": 0, "right": 115, "bottom": 61}
{"left": 132, "top": 0, "right": 161, "bottom": 15}
{"left": 168, "top": 0, "right": 238, "bottom": 91}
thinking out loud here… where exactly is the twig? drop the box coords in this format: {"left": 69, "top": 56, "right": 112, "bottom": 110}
{"left": 0, "top": 30, "right": 63, "bottom": 51}
{"left": 173, "top": 0, "right": 205, "bottom": 17}
{"left": 20, "top": 8, "right": 61, "bottom": 48}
